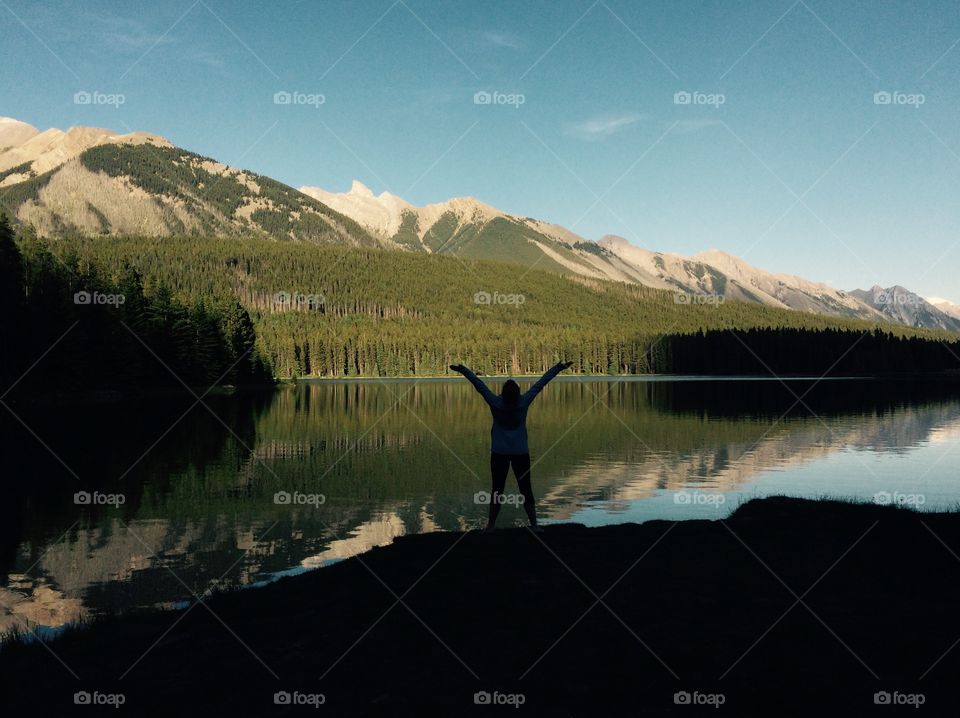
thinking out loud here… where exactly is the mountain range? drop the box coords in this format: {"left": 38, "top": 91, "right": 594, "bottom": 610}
{"left": 301, "top": 179, "right": 960, "bottom": 332}
{"left": 2, "top": 116, "right": 957, "bottom": 333}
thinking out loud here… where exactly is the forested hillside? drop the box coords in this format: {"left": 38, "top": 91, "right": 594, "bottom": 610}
{"left": 0, "top": 216, "right": 272, "bottom": 398}
{"left": 9, "top": 229, "right": 957, "bottom": 383}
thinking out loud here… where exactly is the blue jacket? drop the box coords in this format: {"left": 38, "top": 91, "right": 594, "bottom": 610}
{"left": 461, "top": 365, "right": 564, "bottom": 454}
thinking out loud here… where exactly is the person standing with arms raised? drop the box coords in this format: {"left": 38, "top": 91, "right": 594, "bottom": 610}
{"left": 449, "top": 361, "right": 573, "bottom": 532}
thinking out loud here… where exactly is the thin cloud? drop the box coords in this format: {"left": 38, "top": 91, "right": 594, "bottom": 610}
{"left": 188, "top": 50, "right": 226, "bottom": 68}
{"left": 99, "top": 15, "right": 178, "bottom": 50}
{"left": 674, "top": 118, "right": 722, "bottom": 134}
{"left": 565, "top": 114, "right": 644, "bottom": 141}
{"left": 104, "top": 31, "right": 177, "bottom": 49}
{"left": 482, "top": 31, "right": 522, "bottom": 49}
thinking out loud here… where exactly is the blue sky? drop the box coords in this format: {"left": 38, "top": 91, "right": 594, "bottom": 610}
{"left": 2, "top": 0, "right": 959, "bottom": 301}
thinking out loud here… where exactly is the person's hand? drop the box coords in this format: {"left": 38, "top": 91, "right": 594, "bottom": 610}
{"left": 449, "top": 364, "right": 467, "bottom": 373}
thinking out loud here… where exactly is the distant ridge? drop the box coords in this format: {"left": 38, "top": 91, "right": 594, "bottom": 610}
{"left": 850, "top": 286, "right": 960, "bottom": 333}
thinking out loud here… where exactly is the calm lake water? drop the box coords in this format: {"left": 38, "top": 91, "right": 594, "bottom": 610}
{"left": 2, "top": 376, "right": 959, "bottom": 639}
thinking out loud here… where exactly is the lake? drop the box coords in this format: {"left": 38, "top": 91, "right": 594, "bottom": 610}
{"left": 2, "top": 376, "right": 959, "bottom": 640}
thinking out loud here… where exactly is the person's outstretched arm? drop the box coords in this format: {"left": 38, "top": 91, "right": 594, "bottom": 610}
{"left": 450, "top": 364, "right": 497, "bottom": 405}
{"left": 522, "top": 361, "right": 573, "bottom": 403}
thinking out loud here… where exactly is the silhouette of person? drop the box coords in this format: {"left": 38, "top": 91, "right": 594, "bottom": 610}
{"left": 449, "top": 361, "right": 573, "bottom": 532}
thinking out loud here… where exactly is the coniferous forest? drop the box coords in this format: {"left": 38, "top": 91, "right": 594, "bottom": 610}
{"left": 0, "top": 215, "right": 272, "bottom": 399}
{"left": 2, "top": 214, "right": 958, "bottom": 397}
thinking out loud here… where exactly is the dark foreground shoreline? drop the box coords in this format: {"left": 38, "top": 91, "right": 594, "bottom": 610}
{"left": 3, "top": 497, "right": 960, "bottom": 716}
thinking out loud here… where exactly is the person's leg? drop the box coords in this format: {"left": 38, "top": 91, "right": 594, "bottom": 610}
{"left": 512, "top": 453, "right": 538, "bottom": 527}
{"left": 488, "top": 452, "right": 509, "bottom": 529}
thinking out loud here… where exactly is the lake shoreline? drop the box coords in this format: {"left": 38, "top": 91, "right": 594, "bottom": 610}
{"left": 291, "top": 372, "right": 960, "bottom": 385}
{"left": 7, "top": 372, "right": 958, "bottom": 405}
{"left": 1, "top": 382, "right": 278, "bottom": 408}
{"left": 3, "top": 496, "right": 960, "bottom": 716}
